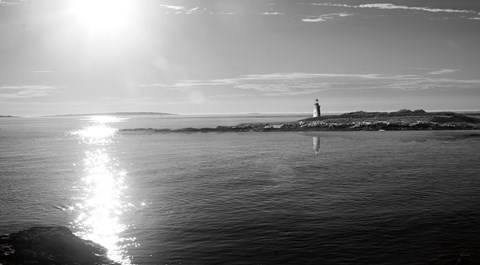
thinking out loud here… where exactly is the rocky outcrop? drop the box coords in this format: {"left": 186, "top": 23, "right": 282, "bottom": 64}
{"left": 0, "top": 226, "right": 118, "bottom": 265}
{"left": 337, "top": 109, "right": 427, "bottom": 119}
{"left": 297, "top": 110, "right": 480, "bottom": 131}
{"left": 120, "top": 110, "right": 480, "bottom": 133}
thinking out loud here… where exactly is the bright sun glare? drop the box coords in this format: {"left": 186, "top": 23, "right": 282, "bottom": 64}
{"left": 70, "top": 0, "right": 132, "bottom": 33}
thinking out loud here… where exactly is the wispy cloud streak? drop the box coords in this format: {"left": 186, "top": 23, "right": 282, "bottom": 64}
{"left": 428, "top": 69, "right": 459, "bottom": 75}
{"left": 158, "top": 4, "right": 185, "bottom": 11}
{"left": 186, "top": 7, "right": 199, "bottom": 15}
{"left": 311, "top": 3, "right": 480, "bottom": 17}
{"left": 358, "top": 3, "right": 478, "bottom": 14}
{"left": 139, "top": 70, "right": 480, "bottom": 97}
{"left": 0, "top": 85, "right": 55, "bottom": 98}
{"left": 0, "top": 0, "right": 24, "bottom": 5}
{"left": 262, "top": 12, "right": 285, "bottom": 16}
{"left": 158, "top": 5, "right": 233, "bottom": 15}
{"left": 302, "top": 13, "right": 351, "bottom": 22}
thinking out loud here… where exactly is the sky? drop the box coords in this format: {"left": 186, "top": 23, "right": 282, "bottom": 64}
{"left": 0, "top": 0, "right": 479, "bottom": 115}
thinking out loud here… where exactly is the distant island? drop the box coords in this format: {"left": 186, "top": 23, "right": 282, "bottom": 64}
{"left": 53, "top": 112, "right": 176, "bottom": 117}
{"left": 121, "top": 109, "right": 480, "bottom": 133}
{"left": 0, "top": 115, "right": 17, "bottom": 118}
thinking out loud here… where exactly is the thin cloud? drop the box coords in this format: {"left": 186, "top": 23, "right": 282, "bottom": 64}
{"left": 0, "top": 0, "right": 24, "bottom": 5}
{"left": 158, "top": 5, "right": 232, "bottom": 15}
{"left": 311, "top": 3, "right": 480, "bottom": 16}
{"left": 186, "top": 7, "right": 199, "bottom": 15}
{"left": 302, "top": 13, "right": 352, "bottom": 22}
{"left": 139, "top": 72, "right": 480, "bottom": 97}
{"left": 302, "top": 17, "right": 327, "bottom": 22}
{"left": 235, "top": 84, "right": 292, "bottom": 93}
{"left": 239, "top": 72, "right": 383, "bottom": 80}
{"left": 0, "top": 85, "right": 56, "bottom": 98}
{"left": 358, "top": 3, "right": 477, "bottom": 14}
{"left": 262, "top": 12, "right": 285, "bottom": 16}
{"left": 158, "top": 4, "right": 185, "bottom": 11}
{"left": 428, "top": 69, "right": 459, "bottom": 75}
{"left": 139, "top": 79, "right": 234, "bottom": 89}
{"left": 140, "top": 73, "right": 388, "bottom": 90}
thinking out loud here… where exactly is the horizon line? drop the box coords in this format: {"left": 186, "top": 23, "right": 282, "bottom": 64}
{"left": 4, "top": 108, "right": 480, "bottom": 118}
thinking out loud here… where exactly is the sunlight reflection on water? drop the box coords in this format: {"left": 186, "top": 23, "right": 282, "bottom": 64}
{"left": 71, "top": 116, "right": 133, "bottom": 264}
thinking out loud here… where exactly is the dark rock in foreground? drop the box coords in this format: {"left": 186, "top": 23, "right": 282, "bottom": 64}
{"left": 0, "top": 226, "right": 118, "bottom": 265}
{"left": 121, "top": 110, "right": 480, "bottom": 134}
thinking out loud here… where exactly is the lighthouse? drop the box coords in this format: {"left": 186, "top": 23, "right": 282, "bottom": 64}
{"left": 313, "top": 99, "right": 321, "bottom": 118}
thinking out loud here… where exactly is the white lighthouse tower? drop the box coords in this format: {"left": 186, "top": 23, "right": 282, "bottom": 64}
{"left": 313, "top": 98, "right": 321, "bottom": 118}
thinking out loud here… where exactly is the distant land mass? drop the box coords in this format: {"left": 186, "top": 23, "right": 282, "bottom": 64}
{"left": 53, "top": 112, "right": 176, "bottom": 117}
{"left": 0, "top": 115, "right": 16, "bottom": 118}
{"left": 121, "top": 109, "right": 480, "bottom": 133}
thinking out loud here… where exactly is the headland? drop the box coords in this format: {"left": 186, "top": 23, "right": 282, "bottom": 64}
{"left": 121, "top": 109, "right": 480, "bottom": 133}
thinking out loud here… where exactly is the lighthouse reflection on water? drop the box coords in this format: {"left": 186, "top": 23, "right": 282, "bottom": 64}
{"left": 313, "top": 136, "right": 320, "bottom": 156}
{"left": 312, "top": 99, "right": 321, "bottom": 156}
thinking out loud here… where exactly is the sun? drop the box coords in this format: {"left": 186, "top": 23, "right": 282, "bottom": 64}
{"left": 70, "top": 0, "right": 133, "bottom": 33}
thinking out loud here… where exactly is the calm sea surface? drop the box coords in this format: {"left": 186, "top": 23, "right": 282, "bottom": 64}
{"left": 1, "top": 115, "right": 480, "bottom": 265}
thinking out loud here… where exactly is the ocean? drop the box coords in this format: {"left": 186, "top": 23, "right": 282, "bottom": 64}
{"left": 1, "top": 114, "right": 479, "bottom": 265}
